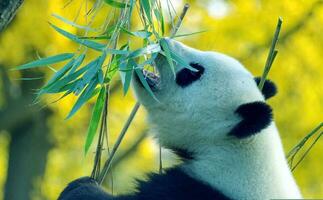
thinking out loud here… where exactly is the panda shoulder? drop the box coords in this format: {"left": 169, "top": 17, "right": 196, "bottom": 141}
{"left": 134, "top": 167, "right": 232, "bottom": 200}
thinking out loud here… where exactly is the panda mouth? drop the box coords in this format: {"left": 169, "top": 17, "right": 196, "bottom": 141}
{"left": 141, "top": 68, "right": 161, "bottom": 91}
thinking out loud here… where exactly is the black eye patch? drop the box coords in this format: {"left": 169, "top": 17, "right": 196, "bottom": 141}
{"left": 175, "top": 63, "right": 205, "bottom": 88}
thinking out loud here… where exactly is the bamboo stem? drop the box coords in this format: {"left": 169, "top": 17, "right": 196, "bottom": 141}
{"left": 97, "top": 102, "right": 140, "bottom": 184}
{"left": 258, "top": 17, "right": 282, "bottom": 90}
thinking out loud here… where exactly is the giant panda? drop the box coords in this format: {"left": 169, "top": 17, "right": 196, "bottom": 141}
{"left": 58, "top": 38, "right": 302, "bottom": 200}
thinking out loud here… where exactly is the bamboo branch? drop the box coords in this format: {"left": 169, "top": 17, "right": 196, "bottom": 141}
{"left": 258, "top": 17, "right": 282, "bottom": 90}
{"left": 0, "top": 0, "right": 24, "bottom": 32}
{"left": 97, "top": 3, "right": 190, "bottom": 184}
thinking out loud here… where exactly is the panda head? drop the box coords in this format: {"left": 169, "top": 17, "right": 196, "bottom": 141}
{"left": 133, "top": 38, "right": 277, "bottom": 154}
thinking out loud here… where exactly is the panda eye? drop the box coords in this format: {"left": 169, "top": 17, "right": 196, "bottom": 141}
{"left": 175, "top": 63, "right": 205, "bottom": 88}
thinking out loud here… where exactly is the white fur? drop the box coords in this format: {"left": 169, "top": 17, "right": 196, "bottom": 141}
{"left": 133, "top": 38, "right": 302, "bottom": 199}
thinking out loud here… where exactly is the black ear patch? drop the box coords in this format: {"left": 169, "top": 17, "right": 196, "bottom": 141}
{"left": 254, "top": 77, "right": 277, "bottom": 100}
{"left": 229, "top": 101, "right": 273, "bottom": 139}
{"left": 175, "top": 63, "right": 204, "bottom": 88}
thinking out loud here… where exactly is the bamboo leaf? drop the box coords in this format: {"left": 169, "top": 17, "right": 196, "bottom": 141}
{"left": 140, "top": 0, "right": 152, "bottom": 23}
{"left": 120, "top": 60, "right": 134, "bottom": 95}
{"left": 50, "top": 23, "right": 105, "bottom": 51}
{"left": 45, "top": 58, "right": 76, "bottom": 87}
{"left": 159, "top": 39, "right": 175, "bottom": 75}
{"left": 66, "top": 78, "right": 99, "bottom": 119}
{"left": 52, "top": 14, "right": 96, "bottom": 31}
{"left": 75, "top": 52, "right": 106, "bottom": 94}
{"left": 79, "top": 35, "right": 111, "bottom": 40}
{"left": 153, "top": 7, "right": 165, "bottom": 35}
{"left": 173, "top": 30, "right": 207, "bottom": 38}
{"left": 68, "top": 54, "right": 86, "bottom": 75}
{"left": 170, "top": 51, "right": 198, "bottom": 72}
{"left": 128, "top": 44, "right": 161, "bottom": 59}
{"left": 13, "top": 53, "right": 74, "bottom": 70}
{"left": 121, "top": 27, "right": 152, "bottom": 38}
{"left": 103, "top": 0, "right": 130, "bottom": 8}
{"left": 84, "top": 86, "right": 106, "bottom": 154}
{"left": 40, "top": 62, "right": 91, "bottom": 95}
{"left": 133, "top": 61, "right": 157, "bottom": 100}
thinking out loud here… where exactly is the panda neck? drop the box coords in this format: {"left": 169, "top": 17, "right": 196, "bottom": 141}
{"left": 180, "top": 124, "right": 302, "bottom": 199}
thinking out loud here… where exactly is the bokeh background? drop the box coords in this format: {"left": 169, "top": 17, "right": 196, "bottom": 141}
{"left": 0, "top": 0, "right": 322, "bottom": 199}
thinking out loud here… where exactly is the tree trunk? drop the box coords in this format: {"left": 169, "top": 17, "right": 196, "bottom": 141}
{"left": 1, "top": 68, "right": 53, "bottom": 200}
{"left": 0, "top": 0, "right": 24, "bottom": 32}
{"left": 4, "top": 109, "right": 52, "bottom": 200}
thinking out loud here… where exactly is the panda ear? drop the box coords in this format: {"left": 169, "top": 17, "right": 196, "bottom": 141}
{"left": 254, "top": 77, "right": 277, "bottom": 100}
{"left": 229, "top": 101, "right": 273, "bottom": 139}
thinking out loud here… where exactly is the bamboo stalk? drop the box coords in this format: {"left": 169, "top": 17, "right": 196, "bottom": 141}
{"left": 258, "top": 17, "right": 282, "bottom": 90}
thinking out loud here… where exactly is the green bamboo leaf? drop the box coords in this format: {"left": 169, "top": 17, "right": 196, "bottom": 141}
{"left": 103, "top": 0, "right": 130, "bottom": 8}
{"left": 50, "top": 23, "right": 105, "bottom": 51}
{"left": 137, "top": 53, "right": 158, "bottom": 68}
{"left": 13, "top": 53, "right": 74, "bottom": 70}
{"left": 66, "top": 78, "right": 99, "bottom": 119}
{"left": 45, "top": 58, "right": 76, "bottom": 87}
{"left": 74, "top": 52, "right": 106, "bottom": 94}
{"left": 153, "top": 7, "right": 165, "bottom": 35}
{"left": 84, "top": 86, "right": 106, "bottom": 154}
{"left": 42, "top": 80, "right": 79, "bottom": 94}
{"left": 40, "top": 62, "right": 91, "bottom": 94}
{"left": 170, "top": 51, "right": 198, "bottom": 72}
{"left": 78, "top": 35, "right": 111, "bottom": 40}
{"left": 173, "top": 30, "right": 207, "bottom": 38}
{"left": 14, "top": 77, "right": 43, "bottom": 81}
{"left": 120, "top": 60, "right": 134, "bottom": 95}
{"left": 68, "top": 54, "right": 86, "bottom": 75}
{"left": 140, "top": 0, "right": 152, "bottom": 23}
{"left": 128, "top": 44, "right": 161, "bottom": 59}
{"left": 159, "top": 39, "right": 175, "bottom": 75}
{"left": 133, "top": 61, "right": 158, "bottom": 101}
{"left": 121, "top": 27, "right": 152, "bottom": 38}
{"left": 52, "top": 14, "right": 96, "bottom": 31}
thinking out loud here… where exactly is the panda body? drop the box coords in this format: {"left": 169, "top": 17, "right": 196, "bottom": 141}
{"left": 58, "top": 39, "right": 302, "bottom": 200}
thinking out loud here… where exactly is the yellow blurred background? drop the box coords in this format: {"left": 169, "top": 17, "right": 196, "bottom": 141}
{"left": 0, "top": 0, "right": 322, "bottom": 199}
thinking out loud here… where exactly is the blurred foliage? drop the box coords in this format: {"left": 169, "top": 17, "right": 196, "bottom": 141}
{"left": 0, "top": 0, "right": 322, "bottom": 199}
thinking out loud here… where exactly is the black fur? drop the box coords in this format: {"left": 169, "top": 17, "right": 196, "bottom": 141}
{"left": 254, "top": 77, "right": 277, "bottom": 100}
{"left": 58, "top": 167, "right": 232, "bottom": 200}
{"left": 58, "top": 177, "right": 114, "bottom": 200}
{"left": 170, "top": 147, "right": 194, "bottom": 160}
{"left": 229, "top": 101, "right": 273, "bottom": 139}
{"left": 176, "top": 63, "right": 204, "bottom": 88}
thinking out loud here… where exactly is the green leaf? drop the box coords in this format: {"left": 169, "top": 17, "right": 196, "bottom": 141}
{"left": 170, "top": 51, "right": 198, "bottom": 72}
{"left": 68, "top": 54, "right": 86, "bottom": 75}
{"left": 84, "top": 86, "right": 106, "bottom": 154}
{"left": 50, "top": 23, "right": 105, "bottom": 51}
{"left": 40, "top": 62, "right": 91, "bottom": 94}
{"left": 74, "top": 52, "right": 106, "bottom": 94}
{"left": 103, "top": 0, "right": 130, "bottom": 8}
{"left": 45, "top": 58, "right": 76, "bottom": 87}
{"left": 140, "top": 0, "right": 152, "bottom": 23}
{"left": 173, "top": 30, "right": 207, "bottom": 38}
{"left": 66, "top": 78, "right": 99, "bottom": 119}
{"left": 120, "top": 60, "right": 134, "bottom": 95}
{"left": 14, "top": 77, "right": 43, "bottom": 81}
{"left": 78, "top": 35, "right": 111, "bottom": 40}
{"left": 137, "top": 53, "right": 158, "bottom": 68}
{"left": 13, "top": 53, "right": 74, "bottom": 70}
{"left": 121, "top": 27, "right": 152, "bottom": 38}
{"left": 52, "top": 14, "right": 95, "bottom": 31}
{"left": 159, "top": 39, "right": 175, "bottom": 75}
{"left": 128, "top": 44, "right": 161, "bottom": 59}
{"left": 133, "top": 61, "right": 158, "bottom": 101}
{"left": 153, "top": 7, "right": 165, "bottom": 35}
